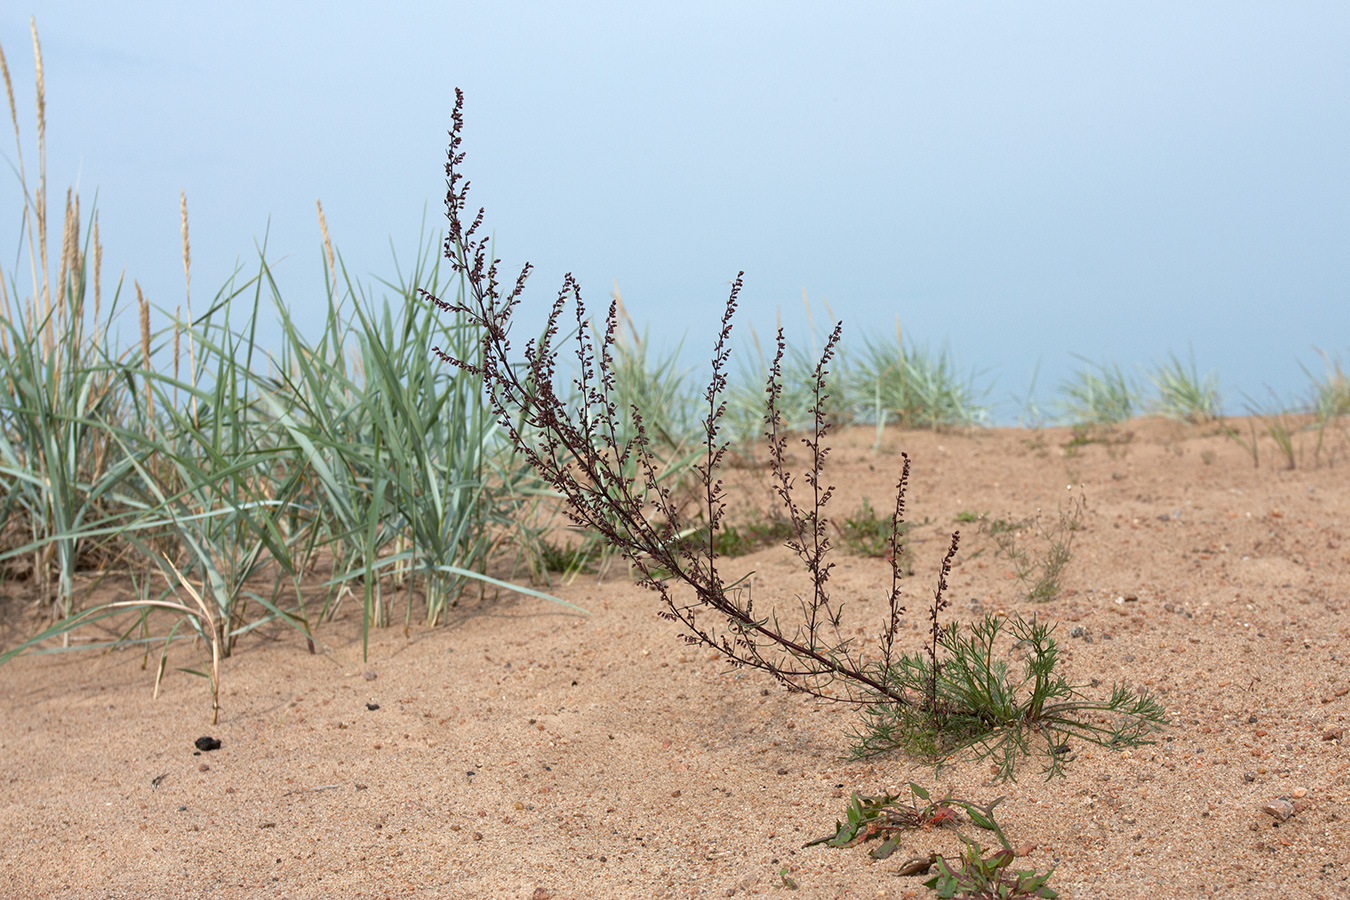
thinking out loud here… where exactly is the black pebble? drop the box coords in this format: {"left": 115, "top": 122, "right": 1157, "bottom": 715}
{"left": 194, "top": 736, "right": 222, "bottom": 752}
{"left": 366, "top": 703, "right": 380, "bottom": 711}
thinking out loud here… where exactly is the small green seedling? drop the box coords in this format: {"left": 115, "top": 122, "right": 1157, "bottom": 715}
{"left": 925, "top": 840, "right": 1057, "bottom": 899}
{"left": 808, "top": 783, "right": 1056, "bottom": 897}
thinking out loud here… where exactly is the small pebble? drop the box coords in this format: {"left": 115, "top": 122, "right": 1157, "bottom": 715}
{"left": 366, "top": 703, "right": 380, "bottom": 711}
{"left": 1291, "top": 787, "right": 1308, "bottom": 799}
{"left": 1260, "top": 799, "right": 1294, "bottom": 821}
{"left": 364, "top": 671, "right": 378, "bottom": 680}
{"left": 194, "top": 736, "right": 221, "bottom": 752}
{"left": 198, "top": 763, "right": 210, "bottom": 772}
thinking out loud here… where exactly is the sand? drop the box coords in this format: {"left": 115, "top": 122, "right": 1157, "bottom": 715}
{"left": 2, "top": 421, "right": 1347, "bottom": 899}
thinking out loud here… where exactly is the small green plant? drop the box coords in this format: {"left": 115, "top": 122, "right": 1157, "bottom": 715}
{"left": 954, "top": 509, "right": 984, "bottom": 524}
{"left": 1223, "top": 416, "right": 1262, "bottom": 468}
{"left": 537, "top": 535, "right": 599, "bottom": 576}
{"left": 1303, "top": 348, "right": 1350, "bottom": 421}
{"left": 807, "top": 783, "right": 1056, "bottom": 898}
{"left": 1300, "top": 349, "right": 1350, "bottom": 468}
{"left": 1061, "top": 423, "right": 1133, "bottom": 459}
{"left": 925, "top": 839, "right": 1057, "bottom": 899}
{"left": 982, "top": 515, "right": 1025, "bottom": 535}
{"left": 1010, "top": 361, "right": 1048, "bottom": 430}
{"left": 714, "top": 510, "right": 796, "bottom": 557}
{"left": 806, "top": 782, "right": 992, "bottom": 859}
{"left": 984, "top": 493, "right": 1083, "bottom": 603}
{"left": 835, "top": 497, "right": 914, "bottom": 570}
{"left": 1235, "top": 392, "right": 1301, "bottom": 469}
{"left": 1148, "top": 349, "right": 1220, "bottom": 423}
{"left": 851, "top": 612, "right": 1165, "bottom": 781}
{"left": 1056, "top": 356, "right": 1139, "bottom": 424}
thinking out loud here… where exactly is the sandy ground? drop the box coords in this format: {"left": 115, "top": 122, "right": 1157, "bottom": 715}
{"left": 1, "top": 421, "right": 1347, "bottom": 900}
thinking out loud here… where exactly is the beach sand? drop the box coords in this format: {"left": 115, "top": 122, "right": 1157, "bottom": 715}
{"left": 2, "top": 421, "right": 1347, "bottom": 899}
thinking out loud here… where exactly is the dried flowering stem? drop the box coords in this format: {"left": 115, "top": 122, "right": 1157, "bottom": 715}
{"left": 423, "top": 92, "right": 1168, "bottom": 782}
{"left": 422, "top": 89, "right": 947, "bottom": 708}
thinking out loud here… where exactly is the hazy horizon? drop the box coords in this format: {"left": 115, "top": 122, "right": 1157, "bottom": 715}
{"left": 2, "top": 4, "right": 1347, "bottom": 423}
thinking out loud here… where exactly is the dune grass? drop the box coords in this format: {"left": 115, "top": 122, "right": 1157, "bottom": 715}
{"left": 0, "top": 26, "right": 575, "bottom": 721}
{"left": 1147, "top": 349, "right": 1221, "bottom": 424}
{"left": 1055, "top": 356, "right": 1139, "bottom": 425}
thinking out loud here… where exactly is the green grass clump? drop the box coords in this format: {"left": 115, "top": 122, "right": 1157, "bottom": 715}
{"left": 1148, "top": 349, "right": 1220, "bottom": 423}
{"left": 722, "top": 315, "right": 986, "bottom": 455}
{"left": 835, "top": 498, "right": 914, "bottom": 571}
{"left": 852, "top": 613, "right": 1167, "bottom": 781}
{"left": 1303, "top": 348, "right": 1350, "bottom": 420}
{"left": 1056, "top": 356, "right": 1139, "bottom": 424}
{"left": 536, "top": 536, "right": 599, "bottom": 576}
{"left": 847, "top": 326, "right": 988, "bottom": 434}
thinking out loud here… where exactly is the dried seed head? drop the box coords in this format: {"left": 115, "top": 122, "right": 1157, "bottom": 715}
{"left": 317, "top": 199, "right": 336, "bottom": 298}
{"left": 180, "top": 190, "right": 191, "bottom": 306}
{"left": 92, "top": 213, "right": 101, "bottom": 324}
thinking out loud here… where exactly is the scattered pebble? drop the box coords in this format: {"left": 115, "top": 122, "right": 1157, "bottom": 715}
{"left": 194, "top": 737, "right": 221, "bottom": 752}
{"left": 1322, "top": 726, "right": 1344, "bottom": 742}
{"left": 364, "top": 671, "right": 378, "bottom": 680}
{"left": 1260, "top": 799, "right": 1294, "bottom": 821}
{"left": 198, "top": 763, "right": 210, "bottom": 772}
{"left": 366, "top": 703, "right": 380, "bottom": 711}
{"left": 532, "top": 888, "right": 550, "bottom": 900}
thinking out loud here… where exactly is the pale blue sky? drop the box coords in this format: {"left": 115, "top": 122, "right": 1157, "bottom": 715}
{"left": 3, "top": 3, "right": 1347, "bottom": 420}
